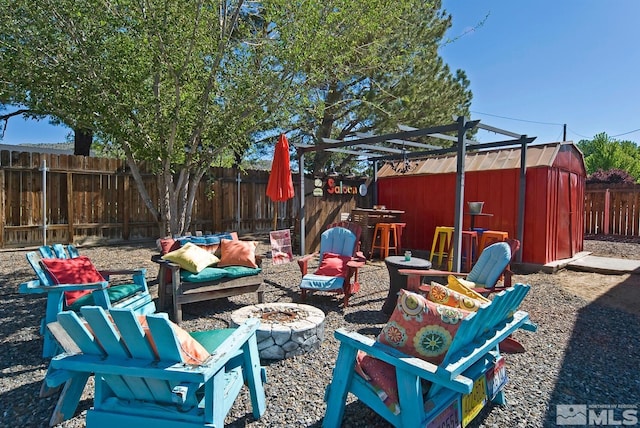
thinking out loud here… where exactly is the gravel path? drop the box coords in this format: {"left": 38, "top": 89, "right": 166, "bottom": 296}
{"left": 1, "top": 237, "right": 639, "bottom": 427}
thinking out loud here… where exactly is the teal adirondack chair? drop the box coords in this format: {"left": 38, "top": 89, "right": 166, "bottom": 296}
{"left": 44, "top": 306, "right": 267, "bottom": 427}
{"left": 19, "top": 244, "right": 156, "bottom": 357}
{"left": 323, "top": 283, "right": 537, "bottom": 427}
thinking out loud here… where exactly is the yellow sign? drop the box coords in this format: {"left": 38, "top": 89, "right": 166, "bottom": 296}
{"left": 462, "top": 376, "right": 487, "bottom": 426}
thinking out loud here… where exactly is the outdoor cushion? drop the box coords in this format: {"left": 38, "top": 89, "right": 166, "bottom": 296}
{"left": 40, "top": 256, "right": 106, "bottom": 306}
{"left": 299, "top": 274, "right": 345, "bottom": 291}
{"left": 314, "top": 252, "right": 351, "bottom": 277}
{"left": 222, "top": 265, "right": 262, "bottom": 279}
{"left": 424, "top": 281, "right": 485, "bottom": 312}
{"left": 447, "top": 275, "right": 492, "bottom": 303}
{"left": 159, "top": 237, "right": 180, "bottom": 255}
{"left": 357, "top": 289, "right": 474, "bottom": 414}
{"left": 217, "top": 239, "right": 258, "bottom": 268}
{"left": 378, "top": 289, "right": 472, "bottom": 364}
{"left": 180, "top": 267, "right": 229, "bottom": 283}
{"left": 68, "top": 283, "right": 144, "bottom": 312}
{"left": 162, "top": 242, "right": 220, "bottom": 273}
{"left": 466, "top": 241, "right": 511, "bottom": 287}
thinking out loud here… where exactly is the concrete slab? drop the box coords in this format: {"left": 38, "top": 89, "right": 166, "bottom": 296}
{"left": 516, "top": 251, "right": 640, "bottom": 275}
{"left": 567, "top": 255, "right": 640, "bottom": 274}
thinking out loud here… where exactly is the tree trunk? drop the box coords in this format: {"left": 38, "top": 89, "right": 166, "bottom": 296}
{"left": 74, "top": 128, "right": 93, "bottom": 156}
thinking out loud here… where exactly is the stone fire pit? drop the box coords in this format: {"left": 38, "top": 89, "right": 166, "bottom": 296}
{"left": 230, "top": 302, "right": 325, "bottom": 360}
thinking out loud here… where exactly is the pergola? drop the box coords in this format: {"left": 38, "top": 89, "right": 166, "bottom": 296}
{"left": 294, "top": 116, "right": 536, "bottom": 271}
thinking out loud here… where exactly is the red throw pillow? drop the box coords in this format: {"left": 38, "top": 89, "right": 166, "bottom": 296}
{"left": 40, "top": 256, "right": 106, "bottom": 306}
{"left": 314, "top": 252, "right": 351, "bottom": 277}
{"left": 159, "top": 237, "right": 180, "bottom": 255}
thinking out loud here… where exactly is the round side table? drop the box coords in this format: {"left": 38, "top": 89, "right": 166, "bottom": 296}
{"left": 382, "top": 256, "right": 432, "bottom": 315}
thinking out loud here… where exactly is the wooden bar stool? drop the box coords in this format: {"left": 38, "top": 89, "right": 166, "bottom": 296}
{"left": 447, "top": 230, "right": 478, "bottom": 271}
{"left": 429, "top": 226, "right": 454, "bottom": 267}
{"left": 370, "top": 223, "right": 398, "bottom": 260}
{"left": 478, "top": 230, "right": 509, "bottom": 257}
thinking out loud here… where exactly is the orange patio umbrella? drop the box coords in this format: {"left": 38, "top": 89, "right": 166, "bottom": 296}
{"left": 266, "top": 134, "right": 295, "bottom": 229}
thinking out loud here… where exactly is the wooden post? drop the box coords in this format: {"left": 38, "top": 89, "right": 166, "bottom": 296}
{"left": 123, "top": 174, "right": 130, "bottom": 240}
{"left": 66, "top": 172, "right": 74, "bottom": 244}
{"left": 0, "top": 169, "right": 4, "bottom": 248}
{"left": 604, "top": 188, "right": 610, "bottom": 235}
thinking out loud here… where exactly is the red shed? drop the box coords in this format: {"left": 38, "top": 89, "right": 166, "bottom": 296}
{"left": 376, "top": 141, "right": 586, "bottom": 265}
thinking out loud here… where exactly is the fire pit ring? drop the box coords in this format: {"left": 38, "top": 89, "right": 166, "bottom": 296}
{"left": 230, "top": 303, "right": 325, "bottom": 360}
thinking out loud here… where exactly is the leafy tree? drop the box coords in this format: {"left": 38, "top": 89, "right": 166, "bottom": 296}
{"left": 577, "top": 133, "right": 640, "bottom": 181}
{"left": 1, "top": 0, "right": 473, "bottom": 235}
{"left": 262, "top": 0, "right": 473, "bottom": 174}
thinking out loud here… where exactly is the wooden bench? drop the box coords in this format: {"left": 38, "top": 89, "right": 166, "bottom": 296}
{"left": 323, "top": 283, "right": 536, "bottom": 427}
{"left": 153, "top": 255, "right": 265, "bottom": 323}
{"left": 43, "top": 306, "right": 266, "bottom": 427}
{"left": 19, "top": 244, "right": 156, "bottom": 357}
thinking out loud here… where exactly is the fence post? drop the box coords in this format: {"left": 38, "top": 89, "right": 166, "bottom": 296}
{"left": 0, "top": 169, "right": 4, "bottom": 248}
{"left": 604, "top": 188, "right": 610, "bottom": 235}
{"left": 123, "top": 174, "right": 130, "bottom": 240}
{"left": 66, "top": 172, "right": 74, "bottom": 243}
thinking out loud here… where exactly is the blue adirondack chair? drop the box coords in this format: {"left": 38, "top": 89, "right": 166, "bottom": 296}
{"left": 323, "top": 283, "right": 537, "bottom": 427}
{"left": 44, "top": 306, "right": 266, "bottom": 427}
{"left": 298, "top": 226, "right": 365, "bottom": 306}
{"left": 19, "top": 244, "right": 156, "bottom": 357}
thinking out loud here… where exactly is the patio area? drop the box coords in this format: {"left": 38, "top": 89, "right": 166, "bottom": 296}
{"left": 1, "top": 236, "right": 639, "bottom": 427}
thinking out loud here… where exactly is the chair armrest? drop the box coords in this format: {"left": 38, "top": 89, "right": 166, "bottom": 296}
{"left": 297, "top": 253, "right": 318, "bottom": 276}
{"left": 333, "top": 328, "right": 473, "bottom": 394}
{"left": 19, "top": 280, "right": 108, "bottom": 294}
{"left": 398, "top": 269, "right": 469, "bottom": 292}
{"left": 99, "top": 268, "right": 146, "bottom": 277}
{"left": 347, "top": 259, "right": 365, "bottom": 269}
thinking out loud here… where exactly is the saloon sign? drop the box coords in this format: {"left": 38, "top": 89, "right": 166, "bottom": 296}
{"left": 313, "top": 177, "right": 367, "bottom": 197}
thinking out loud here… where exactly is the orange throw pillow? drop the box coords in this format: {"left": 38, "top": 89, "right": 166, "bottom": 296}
{"left": 217, "top": 239, "right": 258, "bottom": 268}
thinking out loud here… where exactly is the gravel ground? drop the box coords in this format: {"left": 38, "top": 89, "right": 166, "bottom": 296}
{"left": 1, "top": 236, "right": 639, "bottom": 427}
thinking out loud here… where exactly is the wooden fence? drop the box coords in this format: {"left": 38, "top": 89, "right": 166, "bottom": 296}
{"left": 0, "top": 150, "right": 370, "bottom": 251}
{"left": 8, "top": 148, "right": 637, "bottom": 251}
{"left": 584, "top": 183, "right": 640, "bottom": 237}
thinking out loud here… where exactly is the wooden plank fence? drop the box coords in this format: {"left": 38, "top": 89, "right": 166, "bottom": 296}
{"left": 0, "top": 150, "right": 370, "bottom": 252}
{"left": 14, "top": 148, "right": 640, "bottom": 251}
{"left": 584, "top": 183, "right": 640, "bottom": 237}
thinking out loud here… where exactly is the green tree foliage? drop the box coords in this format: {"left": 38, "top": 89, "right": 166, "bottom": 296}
{"left": 1, "top": 0, "right": 473, "bottom": 234}
{"left": 577, "top": 133, "right": 640, "bottom": 182}
{"left": 264, "top": 0, "right": 472, "bottom": 173}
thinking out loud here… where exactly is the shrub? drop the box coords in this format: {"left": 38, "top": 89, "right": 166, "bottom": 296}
{"left": 586, "top": 168, "right": 637, "bottom": 184}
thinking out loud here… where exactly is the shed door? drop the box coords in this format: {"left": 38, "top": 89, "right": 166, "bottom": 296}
{"left": 557, "top": 170, "right": 578, "bottom": 259}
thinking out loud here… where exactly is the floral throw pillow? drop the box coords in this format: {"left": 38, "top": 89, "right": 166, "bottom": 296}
{"left": 424, "top": 281, "right": 485, "bottom": 312}
{"left": 377, "top": 289, "right": 472, "bottom": 365}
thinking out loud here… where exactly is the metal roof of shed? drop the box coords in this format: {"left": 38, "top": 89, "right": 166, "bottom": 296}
{"left": 377, "top": 141, "right": 570, "bottom": 177}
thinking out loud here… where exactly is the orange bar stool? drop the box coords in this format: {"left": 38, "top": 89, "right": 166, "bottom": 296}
{"left": 477, "top": 230, "right": 509, "bottom": 257}
{"left": 370, "top": 223, "right": 399, "bottom": 260}
{"left": 429, "top": 226, "right": 454, "bottom": 267}
{"left": 447, "top": 230, "right": 478, "bottom": 271}
{"left": 392, "top": 223, "right": 406, "bottom": 253}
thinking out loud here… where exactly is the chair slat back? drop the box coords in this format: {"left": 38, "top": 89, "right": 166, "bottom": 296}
{"left": 26, "top": 251, "right": 53, "bottom": 286}
{"left": 328, "top": 222, "right": 362, "bottom": 254}
{"left": 319, "top": 227, "right": 357, "bottom": 261}
{"left": 466, "top": 241, "right": 511, "bottom": 286}
{"left": 441, "top": 283, "right": 529, "bottom": 369}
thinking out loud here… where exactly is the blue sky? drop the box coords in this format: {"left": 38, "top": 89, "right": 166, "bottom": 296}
{"left": 440, "top": 0, "right": 640, "bottom": 144}
{"left": 2, "top": 0, "right": 639, "bottom": 146}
